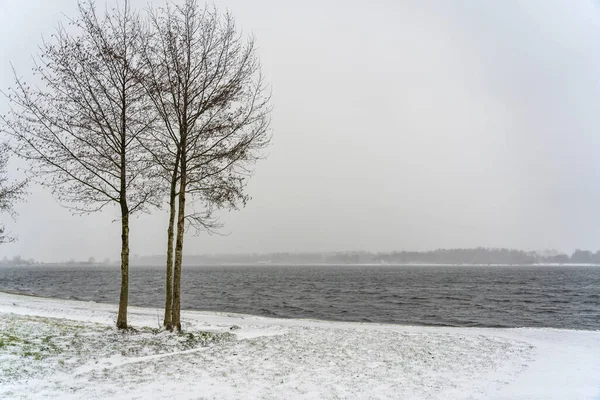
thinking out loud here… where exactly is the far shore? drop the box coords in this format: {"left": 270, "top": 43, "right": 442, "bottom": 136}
{"left": 2, "top": 262, "right": 600, "bottom": 268}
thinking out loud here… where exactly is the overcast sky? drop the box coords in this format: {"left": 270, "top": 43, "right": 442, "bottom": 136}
{"left": 1, "top": 0, "right": 600, "bottom": 261}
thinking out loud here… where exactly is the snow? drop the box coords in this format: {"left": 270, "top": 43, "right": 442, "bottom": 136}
{"left": 0, "top": 291, "right": 599, "bottom": 399}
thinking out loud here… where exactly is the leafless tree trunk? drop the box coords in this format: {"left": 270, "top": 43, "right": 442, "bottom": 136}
{"left": 163, "top": 152, "right": 179, "bottom": 328}
{"left": 142, "top": 0, "right": 271, "bottom": 331}
{"left": 172, "top": 146, "right": 186, "bottom": 332}
{"left": 1, "top": 1, "right": 158, "bottom": 329}
{"left": 119, "top": 203, "right": 130, "bottom": 328}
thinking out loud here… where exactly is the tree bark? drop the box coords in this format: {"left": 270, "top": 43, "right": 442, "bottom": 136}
{"left": 163, "top": 154, "right": 180, "bottom": 330}
{"left": 172, "top": 144, "right": 186, "bottom": 332}
{"left": 163, "top": 196, "right": 175, "bottom": 330}
{"left": 116, "top": 81, "right": 129, "bottom": 330}
{"left": 117, "top": 201, "right": 129, "bottom": 329}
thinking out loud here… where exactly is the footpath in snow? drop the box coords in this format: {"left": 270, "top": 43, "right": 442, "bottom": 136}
{"left": 0, "top": 291, "right": 599, "bottom": 399}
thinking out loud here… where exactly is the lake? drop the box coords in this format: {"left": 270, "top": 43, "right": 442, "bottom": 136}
{"left": 0, "top": 265, "right": 598, "bottom": 330}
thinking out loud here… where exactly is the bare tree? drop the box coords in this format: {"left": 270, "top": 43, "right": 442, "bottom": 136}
{"left": 0, "top": 1, "right": 158, "bottom": 329}
{"left": 142, "top": 0, "right": 271, "bottom": 331}
{"left": 0, "top": 144, "right": 27, "bottom": 243}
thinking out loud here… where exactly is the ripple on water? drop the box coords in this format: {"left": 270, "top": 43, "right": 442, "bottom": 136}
{"left": 0, "top": 265, "right": 599, "bottom": 329}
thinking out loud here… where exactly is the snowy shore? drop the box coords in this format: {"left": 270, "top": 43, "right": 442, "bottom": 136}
{"left": 0, "top": 291, "right": 599, "bottom": 399}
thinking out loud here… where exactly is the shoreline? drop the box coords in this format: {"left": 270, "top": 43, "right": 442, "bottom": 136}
{"left": 2, "top": 289, "right": 597, "bottom": 333}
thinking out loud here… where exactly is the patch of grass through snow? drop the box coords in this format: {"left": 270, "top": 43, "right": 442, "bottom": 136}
{"left": 0, "top": 312, "right": 234, "bottom": 388}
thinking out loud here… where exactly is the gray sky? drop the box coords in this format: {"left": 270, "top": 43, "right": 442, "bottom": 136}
{"left": 2, "top": 0, "right": 600, "bottom": 261}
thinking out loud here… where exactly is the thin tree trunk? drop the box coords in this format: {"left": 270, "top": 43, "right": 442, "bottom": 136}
{"left": 163, "top": 154, "right": 180, "bottom": 330}
{"left": 116, "top": 84, "right": 129, "bottom": 330}
{"left": 117, "top": 201, "right": 129, "bottom": 329}
{"left": 172, "top": 149, "right": 186, "bottom": 332}
{"left": 163, "top": 195, "right": 175, "bottom": 330}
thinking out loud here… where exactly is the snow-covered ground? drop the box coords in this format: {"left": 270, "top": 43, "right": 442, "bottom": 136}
{"left": 0, "top": 291, "right": 599, "bottom": 399}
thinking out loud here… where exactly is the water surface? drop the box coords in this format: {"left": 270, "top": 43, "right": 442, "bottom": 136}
{"left": 0, "top": 265, "right": 598, "bottom": 330}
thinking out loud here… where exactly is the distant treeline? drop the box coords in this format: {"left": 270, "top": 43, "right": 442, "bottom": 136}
{"left": 4, "top": 248, "right": 600, "bottom": 267}
{"left": 127, "top": 248, "right": 600, "bottom": 266}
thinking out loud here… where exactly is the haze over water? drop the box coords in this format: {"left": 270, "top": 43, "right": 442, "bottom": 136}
{"left": 3, "top": 1, "right": 600, "bottom": 261}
